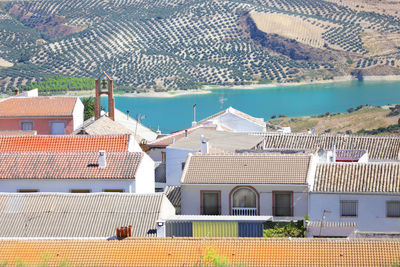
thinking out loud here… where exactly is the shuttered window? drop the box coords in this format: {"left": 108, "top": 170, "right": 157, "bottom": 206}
{"left": 201, "top": 191, "right": 220, "bottom": 215}
{"left": 387, "top": 201, "right": 400, "bottom": 217}
{"left": 341, "top": 200, "right": 358, "bottom": 217}
{"left": 70, "top": 189, "right": 91, "bottom": 193}
{"left": 21, "top": 122, "right": 33, "bottom": 131}
{"left": 273, "top": 192, "right": 293, "bottom": 216}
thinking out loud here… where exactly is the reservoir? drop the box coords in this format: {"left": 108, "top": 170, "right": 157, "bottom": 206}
{"left": 101, "top": 80, "right": 400, "bottom": 133}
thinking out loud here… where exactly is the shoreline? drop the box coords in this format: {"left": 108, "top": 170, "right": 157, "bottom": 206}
{"left": 48, "top": 74, "right": 400, "bottom": 98}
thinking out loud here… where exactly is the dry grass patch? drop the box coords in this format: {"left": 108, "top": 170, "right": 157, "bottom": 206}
{"left": 269, "top": 106, "right": 400, "bottom": 134}
{"left": 325, "top": 0, "right": 400, "bottom": 18}
{"left": 362, "top": 29, "right": 400, "bottom": 56}
{"left": 250, "top": 11, "right": 326, "bottom": 48}
{"left": 0, "top": 58, "right": 13, "bottom": 68}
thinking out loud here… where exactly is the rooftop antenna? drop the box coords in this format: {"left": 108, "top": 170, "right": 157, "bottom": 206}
{"left": 134, "top": 114, "right": 145, "bottom": 142}
{"left": 126, "top": 110, "right": 130, "bottom": 120}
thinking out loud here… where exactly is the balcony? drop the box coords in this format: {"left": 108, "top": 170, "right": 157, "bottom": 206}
{"left": 232, "top": 207, "right": 258, "bottom": 216}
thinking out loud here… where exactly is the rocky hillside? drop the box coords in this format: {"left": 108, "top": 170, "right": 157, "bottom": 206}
{"left": 1, "top": 0, "right": 400, "bottom": 92}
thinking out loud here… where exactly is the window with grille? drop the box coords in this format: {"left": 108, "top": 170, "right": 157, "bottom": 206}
{"left": 201, "top": 191, "right": 220, "bottom": 215}
{"left": 273, "top": 192, "right": 293, "bottom": 216}
{"left": 21, "top": 121, "right": 33, "bottom": 131}
{"left": 340, "top": 200, "right": 358, "bottom": 217}
{"left": 387, "top": 201, "right": 400, "bottom": 217}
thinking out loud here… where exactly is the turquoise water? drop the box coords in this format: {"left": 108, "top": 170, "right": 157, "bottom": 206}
{"left": 101, "top": 81, "right": 400, "bottom": 133}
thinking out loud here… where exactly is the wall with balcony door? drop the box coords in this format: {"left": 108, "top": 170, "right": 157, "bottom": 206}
{"left": 0, "top": 118, "right": 74, "bottom": 135}
{"left": 181, "top": 184, "right": 308, "bottom": 217}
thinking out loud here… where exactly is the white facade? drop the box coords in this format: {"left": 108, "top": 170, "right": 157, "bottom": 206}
{"left": 166, "top": 147, "right": 196, "bottom": 186}
{"left": 0, "top": 153, "right": 155, "bottom": 194}
{"left": 181, "top": 184, "right": 308, "bottom": 217}
{"left": 149, "top": 147, "right": 165, "bottom": 162}
{"left": 202, "top": 108, "right": 265, "bottom": 133}
{"left": 72, "top": 98, "right": 84, "bottom": 131}
{"left": 309, "top": 193, "right": 400, "bottom": 233}
{"left": 1, "top": 179, "right": 136, "bottom": 193}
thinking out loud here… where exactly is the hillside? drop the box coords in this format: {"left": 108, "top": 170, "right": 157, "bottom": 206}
{"left": 268, "top": 105, "right": 400, "bottom": 135}
{"left": 1, "top": 0, "right": 400, "bottom": 92}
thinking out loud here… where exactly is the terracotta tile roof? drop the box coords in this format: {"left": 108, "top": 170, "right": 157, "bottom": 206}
{"left": 0, "top": 193, "right": 169, "bottom": 237}
{"left": 0, "top": 97, "right": 77, "bottom": 117}
{"left": 199, "top": 106, "right": 265, "bottom": 127}
{"left": 0, "top": 135, "right": 130, "bottom": 152}
{"left": 0, "top": 152, "right": 143, "bottom": 179}
{"left": 0, "top": 238, "right": 399, "bottom": 266}
{"left": 313, "top": 163, "right": 400, "bottom": 193}
{"left": 147, "top": 124, "right": 217, "bottom": 147}
{"left": 181, "top": 154, "right": 312, "bottom": 184}
{"left": 259, "top": 133, "right": 400, "bottom": 160}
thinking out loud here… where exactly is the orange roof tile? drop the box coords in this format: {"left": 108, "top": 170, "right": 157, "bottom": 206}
{"left": 0, "top": 152, "right": 143, "bottom": 179}
{"left": 0, "top": 238, "right": 399, "bottom": 266}
{"left": 0, "top": 135, "right": 130, "bottom": 152}
{"left": 0, "top": 97, "right": 78, "bottom": 117}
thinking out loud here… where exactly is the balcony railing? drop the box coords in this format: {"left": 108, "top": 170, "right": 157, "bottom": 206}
{"left": 232, "top": 207, "right": 258, "bottom": 216}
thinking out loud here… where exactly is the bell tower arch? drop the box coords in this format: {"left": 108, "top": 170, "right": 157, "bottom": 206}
{"left": 95, "top": 72, "right": 115, "bottom": 120}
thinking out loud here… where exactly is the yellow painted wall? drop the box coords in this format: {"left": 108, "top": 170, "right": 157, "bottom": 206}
{"left": 192, "top": 222, "right": 238, "bottom": 237}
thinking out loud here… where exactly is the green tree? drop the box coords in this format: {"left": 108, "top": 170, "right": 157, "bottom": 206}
{"left": 81, "top": 97, "right": 95, "bottom": 121}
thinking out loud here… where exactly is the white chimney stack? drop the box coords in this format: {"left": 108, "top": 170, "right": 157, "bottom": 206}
{"left": 99, "top": 150, "right": 107, "bottom": 168}
{"left": 200, "top": 135, "right": 209, "bottom": 154}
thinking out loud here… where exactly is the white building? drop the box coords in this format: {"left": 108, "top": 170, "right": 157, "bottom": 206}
{"left": 309, "top": 163, "right": 400, "bottom": 235}
{"left": 166, "top": 129, "right": 264, "bottom": 186}
{"left": 181, "top": 153, "right": 314, "bottom": 217}
{"left": 0, "top": 151, "right": 155, "bottom": 194}
{"left": 198, "top": 107, "right": 266, "bottom": 133}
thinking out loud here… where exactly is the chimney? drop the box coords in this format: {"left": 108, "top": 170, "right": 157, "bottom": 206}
{"left": 172, "top": 137, "right": 175, "bottom": 144}
{"left": 185, "top": 129, "right": 188, "bottom": 137}
{"left": 192, "top": 104, "right": 197, "bottom": 127}
{"left": 98, "top": 150, "right": 106, "bottom": 168}
{"left": 200, "top": 135, "right": 209, "bottom": 154}
{"left": 116, "top": 225, "right": 132, "bottom": 239}
{"left": 14, "top": 89, "right": 19, "bottom": 96}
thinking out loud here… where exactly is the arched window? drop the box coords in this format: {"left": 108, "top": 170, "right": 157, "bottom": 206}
{"left": 231, "top": 187, "right": 258, "bottom": 215}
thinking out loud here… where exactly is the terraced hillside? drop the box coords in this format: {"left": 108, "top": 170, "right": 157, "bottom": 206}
{"left": 1, "top": 0, "right": 400, "bottom": 92}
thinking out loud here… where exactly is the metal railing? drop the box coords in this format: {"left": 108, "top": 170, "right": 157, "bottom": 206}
{"left": 232, "top": 207, "right": 258, "bottom": 216}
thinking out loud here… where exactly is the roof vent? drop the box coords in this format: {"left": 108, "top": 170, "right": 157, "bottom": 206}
{"left": 98, "top": 150, "right": 106, "bottom": 168}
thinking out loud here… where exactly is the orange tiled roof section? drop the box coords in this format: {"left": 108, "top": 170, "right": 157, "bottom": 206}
{"left": 0, "top": 135, "right": 130, "bottom": 152}
{"left": 182, "top": 154, "right": 311, "bottom": 184}
{"left": 0, "top": 238, "right": 400, "bottom": 266}
{"left": 0, "top": 152, "right": 143, "bottom": 179}
{"left": 0, "top": 97, "right": 77, "bottom": 117}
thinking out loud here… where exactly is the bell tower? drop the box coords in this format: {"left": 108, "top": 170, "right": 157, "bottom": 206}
{"left": 95, "top": 72, "right": 115, "bottom": 121}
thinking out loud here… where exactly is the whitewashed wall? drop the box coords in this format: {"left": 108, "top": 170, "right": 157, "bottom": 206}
{"left": 0, "top": 179, "right": 136, "bottom": 193}
{"left": 181, "top": 184, "right": 308, "bottom": 216}
{"left": 309, "top": 193, "right": 400, "bottom": 233}
{"left": 72, "top": 98, "right": 84, "bottom": 131}
{"left": 149, "top": 148, "right": 165, "bottom": 162}
{"left": 207, "top": 112, "right": 265, "bottom": 133}
{"left": 166, "top": 147, "right": 196, "bottom": 186}
{"left": 135, "top": 153, "right": 155, "bottom": 193}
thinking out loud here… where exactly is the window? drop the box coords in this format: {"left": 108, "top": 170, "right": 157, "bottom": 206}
{"left": 341, "top": 200, "right": 358, "bottom": 217}
{"left": 181, "top": 162, "right": 186, "bottom": 171}
{"left": 18, "top": 189, "right": 38, "bottom": 193}
{"left": 21, "top": 121, "right": 33, "bottom": 131}
{"left": 201, "top": 191, "right": 220, "bottom": 215}
{"left": 161, "top": 152, "right": 166, "bottom": 163}
{"left": 70, "top": 189, "right": 91, "bottom": 193}
{"left": 231, "top": 187, "right": 258, "bottom": 215}
{"left": 273, "top": 191, "right": 293, "bottom": 216}
{"left": 50, "top": 122, "right": 65, "bottom": 135}
{"left": 387, "top": 201, "right": 400, "bottom": 217}
{"left": 103, "top": 189, "right": 124, "bottom": 193}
